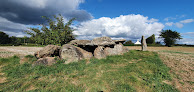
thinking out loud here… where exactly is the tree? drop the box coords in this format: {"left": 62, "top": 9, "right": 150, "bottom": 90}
{"left": 0, "top": 31, "right": 10, "bottom": 44}
{"left": 146, "top": 34, "right": 155, "bottom": 44}
{"left": 10, "top": 36, "right": 21, "bottom": 45}
{"left": 159, "top": 29, "right": 182, "bottom": 47}
{"left": 25, "top": 14, "right": 76, "bottom": 46}
{"left": 123, "top": 40, "right": 134, "bottom": 46}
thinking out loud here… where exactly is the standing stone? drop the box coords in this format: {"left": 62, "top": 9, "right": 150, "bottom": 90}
{"left": 94, "top": 46, "right": 106, "bottom": 59}
{"left": 141, "top": 36, "right": 147, "bottom": 51}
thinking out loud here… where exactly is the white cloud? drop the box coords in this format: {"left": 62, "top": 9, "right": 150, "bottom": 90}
{"left": 181, "top": 32, "right": 194, "bottom": 37}
{"left": 174, "top": 23, "right": 184, "bottom": 28}
{"left": 164, "top": 17, "right": 176, "bottom": 21}
{"left": 165, "top": 19, "right": 194, "bottom": 28}
{"left": 178, "top": 38, "right": 194, "bottom": 45}
{"left": 75, "top": 14, "right": 164, "bottom": 40}
{"left": 165, "top": 22, "right": 173, "bottom": 26}
{"left": 164, "top": 15, "right": 186, "bottom": 21}
{"left": 180, "top": 19, "right": 194, "bottom": 24}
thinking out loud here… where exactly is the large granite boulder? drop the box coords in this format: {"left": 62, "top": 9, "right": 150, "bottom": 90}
{"left": 32, "top": 57, "right": 56, "bottom": 66}
{"left": 69, "top": 40, "right": 91, "bottom": 46}
{"left": 94, "top": 46, "right": 106, "bottom": 59}
{"left": 104, "top": 43, "right": 126, "bottom": 56}
{"left": 114, "top": 39, "right": 126, "bottom": 44}
{"left": 141, "top": 36, "right": 147, "bottom": 51}
{"left": 60, "top": 44, "right": 93, "bottom": 64}
{"left": 89, "top": 37, "right": 116, "bottom": 46}
{"left": 34, "top": 45, "right": 60, "bottom": 59}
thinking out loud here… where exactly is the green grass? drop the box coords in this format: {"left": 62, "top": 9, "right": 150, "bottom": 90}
{"left": 160, "top": 50, "right": 194, "bottom": 55}
{"left": 0, "top": 50, "right": 179, "bottom": 92}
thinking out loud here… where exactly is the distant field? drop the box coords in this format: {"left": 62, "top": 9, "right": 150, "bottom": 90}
{"left": 0, "top": 46, "right": 42, "bottom": 58}
{"left": 0, "top": 46, "right": 193, "bottom": 91}
{"left": 128, "top": 46, "right": 194, "bottom": 92}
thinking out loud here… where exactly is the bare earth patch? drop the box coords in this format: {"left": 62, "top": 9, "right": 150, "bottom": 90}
{"left": 128, "top": 46, "right": 194, "bottom": 92}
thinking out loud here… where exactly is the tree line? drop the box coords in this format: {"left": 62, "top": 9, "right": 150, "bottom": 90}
{"left": 124, "top": 29, "right": 182, "bottom": 47}
{"left": 0, "top": 32, "right": 34, "bottom": 45}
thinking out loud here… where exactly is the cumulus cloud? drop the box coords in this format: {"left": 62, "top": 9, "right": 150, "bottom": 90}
{"left": 74, "top": 14, "right": 164, "bottom": 40}
{"left": 0, "top": 0, "right": 92, "bottom": 24}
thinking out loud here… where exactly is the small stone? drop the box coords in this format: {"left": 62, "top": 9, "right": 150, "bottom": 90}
{"left": 32, "top": 57, "right": 56, "bottom": 66}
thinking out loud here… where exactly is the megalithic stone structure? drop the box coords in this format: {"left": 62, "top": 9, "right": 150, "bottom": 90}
{"left": 141, "top": 36, "right": 147, "bottom": 51}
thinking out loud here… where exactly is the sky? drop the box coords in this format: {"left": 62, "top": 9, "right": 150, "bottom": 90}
{"left": 0, "top": 0, "right": 194, "bottom": 44}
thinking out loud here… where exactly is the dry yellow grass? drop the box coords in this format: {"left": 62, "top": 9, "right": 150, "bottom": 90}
{"left": 0, "top": 46, "right": 43, "bottom": 58}
{"left": 128, "top": 46, "right": 194, "bottom": 92}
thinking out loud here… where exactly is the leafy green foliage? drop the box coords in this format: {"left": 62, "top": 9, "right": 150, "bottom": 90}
{"left": 0, "top": 31, "right": 11, "bottom": 44}
{"left": 0, "top": 31, "right": 35, "bottom": 46}
{"left": 0, "top": 51, "right": 179, "bottom": 92}
{"left": 159, "top": 29, "right": 182, "bottom": 47}
{"left": 123, "top": 40, "right": 134, "bottom": 46}
{"left": 25, "top": 14, "right": 76, "bottom": 46}
{"left": 146, "top": 34, "right": 155, "bottom": 44}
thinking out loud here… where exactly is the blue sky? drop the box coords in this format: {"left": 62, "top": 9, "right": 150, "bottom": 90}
{"left": 0, "top": 0, "right": 194, "bottom": 44}
{"left": 78, "top": 0, "right": 194, "bottom": 44}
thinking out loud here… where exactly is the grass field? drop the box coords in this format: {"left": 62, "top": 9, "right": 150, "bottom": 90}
{"left": 0, "top": 46, "right": 193, "bottom": 92}
{"left": 0, "top": 50, "right": 179, "bottom": 92}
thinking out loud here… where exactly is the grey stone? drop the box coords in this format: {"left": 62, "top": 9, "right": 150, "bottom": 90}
{"left": 89, "top": 37, "right": 116, "bottom": 46}
{"left": 69, "top": 40, "right": 91, "bottom": 46}
{"left": 104, "top": 43, "right": 128, "bottom": 56}
{"left": 60, "top": 44, "right": 93, "bottom": 64}
{"left": 34, "top": 45, "right": 60, "bottom": 59}
{"left": 94, "top": 46, "right": 106, "bottom": 59}
{"left": 33, "top": 57, "right": 56, "bottom": 66}
{"left": 114, "top": 39, "right": 126, "bottom": 44}
{"left": 141, "top": 36, "right": 147, "bottom": 51}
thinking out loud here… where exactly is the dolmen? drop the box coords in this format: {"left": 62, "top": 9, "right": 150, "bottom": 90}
{"left": 33, "top": 37, "right": 129, "bottom": 66}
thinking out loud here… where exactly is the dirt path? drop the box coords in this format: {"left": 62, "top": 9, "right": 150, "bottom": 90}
{"left": 128, "top": 46, "right": 194, "bottom": 92}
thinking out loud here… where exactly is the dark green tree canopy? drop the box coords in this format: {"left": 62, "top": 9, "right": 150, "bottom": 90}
{"left": 25, "top": 14, "right": 76, "bottom": 46}
{"left": 146, "top": 34, "right": 155, "bottom": 44}
{"left": 159, "top": 29, "right": 182, "bottom": 47}
{"left": 123, "top": 40, "right": 134, "bottom": 46}
{"left": 0, "top": 31, "right": 10, "bottom": 44}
